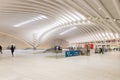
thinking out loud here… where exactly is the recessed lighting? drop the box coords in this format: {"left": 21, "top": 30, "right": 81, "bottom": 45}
{"left": 14, "top": 15, "right": 47, "bottom": 27}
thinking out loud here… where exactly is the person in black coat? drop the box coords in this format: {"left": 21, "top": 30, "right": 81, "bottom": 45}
{"left": 86, "top": 45, "right": 90, "bottom": 56}
{"left": 0, "top": 45, "right": 3, "bottom": 54}
{"left": 100, "top": 46, "right": 104, "bottom": 54}
{"left": 10, "top": 45, "right": 16, "bottom": 57}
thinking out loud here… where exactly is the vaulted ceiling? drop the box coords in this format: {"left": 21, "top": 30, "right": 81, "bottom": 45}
{"left": 0, "top": 0, "right": 120, "bottom": 47}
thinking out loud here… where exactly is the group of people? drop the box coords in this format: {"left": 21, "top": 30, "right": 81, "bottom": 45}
{"left": 0, "top": 45, "right": 16, "bottom": 57}
{"left": 54, "top": 45, "right": 62, "bottom": 53}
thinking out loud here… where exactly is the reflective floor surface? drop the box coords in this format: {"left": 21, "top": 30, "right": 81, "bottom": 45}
{"left": 0, "top": 50, "right": 120, "bottom": 80}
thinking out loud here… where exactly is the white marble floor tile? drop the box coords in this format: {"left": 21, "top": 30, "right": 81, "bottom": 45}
{"left": 0, "top": 50, "right": 120, "bottom": 80}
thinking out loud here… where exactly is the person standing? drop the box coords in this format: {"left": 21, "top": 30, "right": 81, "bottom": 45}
{"left": 0, "top": 45, "right": 3, "bottom": 54}
{"left": 86, "top": 45, "right": 90, "bottom": 56}
{"left": 10, "top": 45, "right": 16, "bottom": 57}
{"left": 99, "top": 46, "right": 104, "bottom": 54}
{"left": 101, "top": 46, "right": 104, "bottom": 54}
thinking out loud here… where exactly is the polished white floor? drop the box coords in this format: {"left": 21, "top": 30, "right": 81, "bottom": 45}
{"left": 0, "top": 50, "right": 120, "bottom": 80}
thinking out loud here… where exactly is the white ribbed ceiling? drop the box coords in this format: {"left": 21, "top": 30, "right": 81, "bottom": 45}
{"left": 0, "top": 0, "right": 120, "bottom": 47}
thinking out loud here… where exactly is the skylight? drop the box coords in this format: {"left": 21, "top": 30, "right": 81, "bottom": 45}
{"left": 60, "top": 27, "right": 77, "bottom": 35}
{"left": 14, "top": 15, "right": 47, "bottom": 27}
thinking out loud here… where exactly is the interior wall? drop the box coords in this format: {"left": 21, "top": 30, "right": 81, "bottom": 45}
{"left": 37, "top": 41, "right": 51, "bottom": 49}
{"left": 38, "top": 38, "right": 69, "bottom": 49}
{"left": 0, "top": 34, "right": 31, "bottom": 49}
{"left": 50, "top": 39, "right": 69, "bottom": 48}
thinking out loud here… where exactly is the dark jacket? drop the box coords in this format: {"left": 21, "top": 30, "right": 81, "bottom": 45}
{"left": 10, "top": 45, "right": 15, "bottom": 52}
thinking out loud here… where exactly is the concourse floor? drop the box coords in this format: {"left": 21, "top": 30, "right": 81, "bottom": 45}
{"left": 0, "top": 50, "right": 120, "bottom": 80}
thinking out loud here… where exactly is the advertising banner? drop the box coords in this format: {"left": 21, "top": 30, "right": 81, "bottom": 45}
{"left": 65, "top": 50, "right": 80, "bottom": 57}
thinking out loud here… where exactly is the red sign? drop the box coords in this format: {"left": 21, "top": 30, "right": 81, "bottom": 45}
{"left": 84, "top": 43, "right": 94, "bottom": 49}
{"left": 89, "top": 43, "right": 94, "bottom": 49}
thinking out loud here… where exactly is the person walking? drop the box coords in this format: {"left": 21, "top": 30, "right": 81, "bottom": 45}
{"left": 10, "top": 45, "right": 16, "bottom": 57}
{"left": 0, "top": 45, "right": 3, "bottom": 54}
{"left": 100, "top": 46, "right": 104, "bottom": 54}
